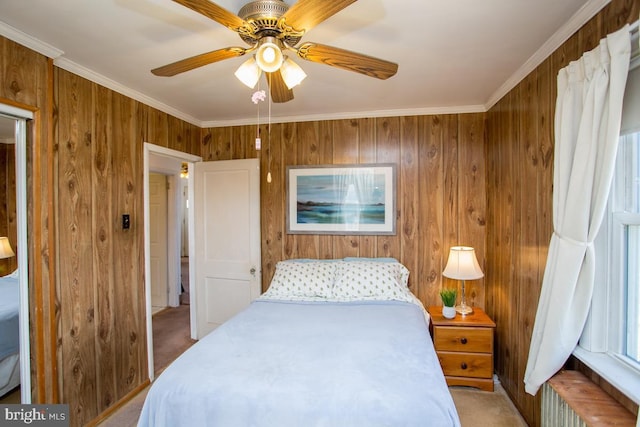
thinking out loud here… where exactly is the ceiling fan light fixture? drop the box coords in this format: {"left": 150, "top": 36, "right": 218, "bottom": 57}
{"left": 280, "top": 57, "right": 307, "bottom": 89}
{"left": 235, "top": 57, "right": 262, "bottom": 88}
{"left": 255, "top": 36, "right": 283, "bottom": 73}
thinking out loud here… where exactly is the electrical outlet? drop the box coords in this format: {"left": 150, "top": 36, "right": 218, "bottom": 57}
{"left": 122, "top": 214, "right": 130, "bottom": 230}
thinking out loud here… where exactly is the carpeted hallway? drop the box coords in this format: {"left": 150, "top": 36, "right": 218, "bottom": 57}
{"left": 152, "top": 304, "right": 196, "bottom": 375}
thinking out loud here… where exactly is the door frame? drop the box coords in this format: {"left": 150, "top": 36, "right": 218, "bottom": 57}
{"left": 143, "top": 142, "right": 201, "bottom": 381}
{"left": 0, "top": 103, "right": 33, "bottom": 403}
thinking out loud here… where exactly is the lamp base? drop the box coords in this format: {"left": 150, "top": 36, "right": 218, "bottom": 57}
{"left": 455, "top": 303, "right": 474, "bottom": 315}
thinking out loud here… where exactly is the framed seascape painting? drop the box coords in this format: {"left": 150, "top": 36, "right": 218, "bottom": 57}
{"left": 286, "top": 164, "right": 396, "bottom": 235}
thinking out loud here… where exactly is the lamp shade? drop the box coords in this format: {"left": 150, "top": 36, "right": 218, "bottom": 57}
{"left": 0, "top": 237, "right": 15, "bottom": 259}
{"left": 235, "top": 57, "right": 262, "bottom": 88}
{"left": 442, "top": 246, "right": 483, "bottom": 280}
{"left": 255, "top": 37, "right": 283, "bottom": 73}
{"left": 280, "top": 57, "right": 307, "bottom": 89}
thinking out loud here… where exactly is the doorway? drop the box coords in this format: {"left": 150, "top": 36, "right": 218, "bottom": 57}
{"left": 143, "top": 143, "right": 201, "bottom": 380}
{"left": 0, "top": 105, "right": 32, "bottom": 404}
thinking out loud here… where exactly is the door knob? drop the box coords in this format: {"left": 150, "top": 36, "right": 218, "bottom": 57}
{"left": 250, "top": 267, "right": 256, "bottom": 276}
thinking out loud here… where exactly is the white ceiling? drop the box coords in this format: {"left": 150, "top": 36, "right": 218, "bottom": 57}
{"left": 0, "top": 0, "right": 608, "bottom": 128}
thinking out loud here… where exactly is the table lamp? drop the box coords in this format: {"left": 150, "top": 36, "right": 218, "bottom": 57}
{"left": 0, "top": 237, "right": 14, "bottom": 259}
{"left": 442, "top": 246, "right": 483, "bottom": 315}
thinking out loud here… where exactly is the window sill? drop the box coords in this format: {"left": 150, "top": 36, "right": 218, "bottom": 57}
{"left": 573, "top": 346, "right": 640, "bottom": 405}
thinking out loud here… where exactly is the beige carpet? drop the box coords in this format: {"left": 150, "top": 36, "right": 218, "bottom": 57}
{"left": 152, "top": 304, "right": 196, "bottom": 375}
{"left": 451, "top": 383, "right": 528, "bottom": 426}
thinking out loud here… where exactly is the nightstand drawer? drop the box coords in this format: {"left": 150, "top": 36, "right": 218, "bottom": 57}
{"left": 433, "top": 326, "right": 493, "bottom": 353}
{"left": 437, "top": 351, "right": 493, "bottom": 378}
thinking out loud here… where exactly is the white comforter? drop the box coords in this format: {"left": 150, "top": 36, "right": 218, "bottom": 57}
{"left": 138, "top": 299, "right": 460, "bottom": 427}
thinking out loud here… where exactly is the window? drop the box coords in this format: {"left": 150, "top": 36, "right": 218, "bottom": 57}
{"left": 574, "top": 50, "right": 640, "bottom": 403}
{"left": 612, "top": 133, "right": 640, "bottom": 368}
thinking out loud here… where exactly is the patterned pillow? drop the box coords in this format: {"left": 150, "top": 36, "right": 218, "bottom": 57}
{"left": 263, "top": 261, "right": 336, "bottom": 299}
{"left": 331, "top": 261, "right": 413, "bottom": 302}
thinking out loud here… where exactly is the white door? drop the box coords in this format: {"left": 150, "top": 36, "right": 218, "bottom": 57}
{"left": 149, "top": 173, "right": 168, "bottom": 312}
{"left": 193, "top": 158, "right": 261, "bottom": 339}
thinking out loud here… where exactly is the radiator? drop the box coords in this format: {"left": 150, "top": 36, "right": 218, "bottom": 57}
{"left": 542, "top": 381, "right": 586, "bottom": 427}
{"left": 542, "top": 371, "right": 636, "bottom": 427}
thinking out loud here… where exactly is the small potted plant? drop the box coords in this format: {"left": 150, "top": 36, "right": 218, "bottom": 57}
{"left": 439, "top": 288, "right": 457, "bottom": 319}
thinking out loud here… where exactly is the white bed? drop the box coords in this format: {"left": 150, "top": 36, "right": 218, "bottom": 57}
{"left": 0, "top": 270, "right": 20, "bottom": 397}
{"left": 138, "top": 259, "right": 461, "bottom": 427}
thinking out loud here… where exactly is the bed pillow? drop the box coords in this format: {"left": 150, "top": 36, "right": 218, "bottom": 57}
{"left": 343, "top": 257, "right": 399, "bottom": 263}
{"left": 341, "top": 258, "right": 409, "bottom": 287}
{"left": 262, "top": 261, "right": 336, "bottom": 300}
{"left": 331, "top": 261, "right": 413, "bottom": 302}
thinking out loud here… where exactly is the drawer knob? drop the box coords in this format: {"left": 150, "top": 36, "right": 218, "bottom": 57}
{"left": 461, "top": 362, "right": 468, "bottom": 370}
{"left": 460, "top": 337, "right": 468, "bottom": 344}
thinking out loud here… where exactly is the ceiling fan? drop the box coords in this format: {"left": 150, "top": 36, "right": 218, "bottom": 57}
{"left": 151, "top": 0, "right": 399, "bottom": 103}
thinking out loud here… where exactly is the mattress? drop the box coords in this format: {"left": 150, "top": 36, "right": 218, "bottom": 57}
{"left": 138, "top": 299, "right": 460, "bottom": 427}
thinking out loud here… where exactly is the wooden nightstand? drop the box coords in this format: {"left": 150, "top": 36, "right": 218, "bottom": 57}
{"left": 428, "top": 306, "right": 496, "bottom": 392}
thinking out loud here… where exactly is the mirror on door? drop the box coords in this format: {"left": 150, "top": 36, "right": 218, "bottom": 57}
{"left": 0, "top": 115, "right": 21, "bottom": 403}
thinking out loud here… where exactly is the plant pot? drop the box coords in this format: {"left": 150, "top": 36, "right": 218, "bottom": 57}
{"left": 442, "top": 306, "right": 456, "bottom": 319}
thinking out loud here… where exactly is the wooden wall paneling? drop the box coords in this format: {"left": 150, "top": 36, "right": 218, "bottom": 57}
{"left": 374, "top": 117, "right": 401, "bottom": 258}
{"left": 293, "top": 121, "right": 322, "bottom": 259}
{"left": 418, "top": 115, "right": 445, "bottom": 304}
{"left": 441, "top": 114, "right": 460, "bottom": 302}
{"left": 292, "top": 122, "right": 323, "bottom": 258}
{"left": 186, "top": 122, "right": 201, "bottom": 156}
{"left": 45, "top": 60, "right": 58, "bottom": 405}
{"left": 1, "top": 39, "right": 55, "bottom": 403}
{"left": 146, "top": 108, "right": 169, "bottom": 148}
{"left": 212, "top": 126, "right": 233, "bottom": 160}
{"left": 516, "top": 71, "right": 541, "bottom": 423}
{"left": 282, "top": 122, "right": 301, "bottom": 259}
{"left": 111, "top": 92, "right": 144, "bottom": 400}
{"left": 601, "top": 0, "right": 639, "bottom": 36}
{"left": 484, "top": 101, "right": 497, "bottom": 354}
{"left": 505, "top": 89, "right": 520, "bottom": 406}
{"left": 56, "top": 70, "right": 98, "bottom": 424}
{"left": 488, "top": 92, "right": 517, "bottom": 400}
{"left": 167, "top": 115, "right": 185, "bottom": 154}
{"left": 260, "top": 122, "right": 284, "bottom": 289}
{"left": 331, "top": 119, "right": 362, "bottom": 259}
{"left": 92, "top": 85, "right": 116, "bottom": 412}
{"left": 399, "top": 116, "right": 420, "bottom": 290}
{"left": 457, "top": 113, "right": 486, "bottom": 308}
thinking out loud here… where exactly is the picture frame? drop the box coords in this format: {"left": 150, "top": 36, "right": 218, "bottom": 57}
{"left": 286, "top": 163, "right": 396, "bottom": 235}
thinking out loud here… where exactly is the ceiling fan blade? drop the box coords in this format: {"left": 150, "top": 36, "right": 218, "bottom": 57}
{"left": 296, "top": 42, "right": 398, "bottom": 80}
{"left": 172, "top": 0, "right": 248, "bottom": 32}
{"left": 152, "top": 47, "right": 247, "bottom": 77}
{"left": 280, "top": 0, "right": 357, "bottom": 33}
{"left": 267, "top": 71, "right": 294, "bottom": 103}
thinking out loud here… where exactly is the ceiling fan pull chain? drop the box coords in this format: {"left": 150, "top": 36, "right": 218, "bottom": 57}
{"left": 267, "top": 72, "right": 272, "bottom": 184}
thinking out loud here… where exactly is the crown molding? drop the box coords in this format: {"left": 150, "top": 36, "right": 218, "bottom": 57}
{"left": 53, "top": 57, "right": 202, "bottom": 127}
{"left": 201, "top": 104, "right": 487, "bottom": 128}
{"left": 0, "top": 20, "right": 63, "bottom": 59}
{"left": 484, "top": 0, "right": 611, "bottom": 110}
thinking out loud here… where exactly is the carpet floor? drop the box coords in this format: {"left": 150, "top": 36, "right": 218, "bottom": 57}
{"left": 152, "top": 304, "right": 196, "bottom": 375}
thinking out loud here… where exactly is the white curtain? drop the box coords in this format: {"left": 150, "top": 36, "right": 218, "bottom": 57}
{"left": 524, "top": 25, "right": 631, "bottom": 395}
